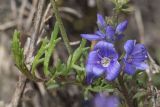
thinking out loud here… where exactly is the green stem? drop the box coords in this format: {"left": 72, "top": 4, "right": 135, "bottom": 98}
{"left": 50, "top": 0, "right": 72, "bottom": 54}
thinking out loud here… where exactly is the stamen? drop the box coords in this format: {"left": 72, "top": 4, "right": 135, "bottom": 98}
{"left": 101, "top": 57, "right": 110, "bottom": 67}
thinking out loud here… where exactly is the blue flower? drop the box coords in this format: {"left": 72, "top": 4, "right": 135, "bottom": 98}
{"left": 123, "top": 40, "right": 148, "bottom": 75}
{"left": 97, "top": 13, "right": 106, "bottom": 29}
{"left": 94, "top": 94, "right": 119, "bottom": 107}
{"left": 116, "top": 20, "right": 128, "bottom": 34}
{"left": 81, "top": 14, "right": 128, "bottom": 42}
{"left": 115, "top": 20, "right": 128, "bottom": 40}
{"left": 86, "top": 41, "right": 120, "bottom": 84}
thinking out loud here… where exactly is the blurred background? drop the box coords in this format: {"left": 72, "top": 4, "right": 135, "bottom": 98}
{"left": 0, "top": 0, "right": 160, "bottom": 107}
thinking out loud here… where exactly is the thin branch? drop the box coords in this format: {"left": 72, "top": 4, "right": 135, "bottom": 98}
{"left": 40, "top": 3, "right": 51, "bottom": 33}
{"left": 10, "top": 0, "right": 17, "bottom": 19}
{"left": 134, "top": 7, "right": 144, "bottom": 44}
{"left": 69, "top": 41, "right": 80, "bottom": 46}
{"left": 27, "top": 0, "right": 45, "bottom": 64}
{"left": 50, "top": 0, "right": 72, "bottom": 54}
{"left": 26, "top": 0, "right": 38, "bottom": 30}
{"left": 10, "top": 74, "right": 27, "bottom": 107}
{"left": 17, "top": 0, "right": 27, "bottom": 30}
{"left": 59, "top": 7, "right": 83, "bottom": 18}
{"left": 0, "top": 21, "right": 16, "bottom": 31}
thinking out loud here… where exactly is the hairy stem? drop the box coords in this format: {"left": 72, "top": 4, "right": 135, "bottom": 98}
{"left": 50, "top": 0, "right": 72, "bottom": 54}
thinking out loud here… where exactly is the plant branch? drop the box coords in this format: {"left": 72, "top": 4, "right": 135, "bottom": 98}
{"left": 10, "top": 74, "right": 27, "bottom": 107}
{"left": 50, "top": 0, "right": 72, "bottom": 54}
{"left": 29, "top": 0, "right": 45, "bottom": 58}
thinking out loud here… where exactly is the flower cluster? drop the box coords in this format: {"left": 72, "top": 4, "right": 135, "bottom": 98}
{"left": 81, "top": 14, "right": 148, "bottom": 84}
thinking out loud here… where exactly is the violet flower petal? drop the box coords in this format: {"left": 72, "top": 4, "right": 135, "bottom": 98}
{"left": 133, "top": 62, "right": 148, "bottom": 70}
{"left": 94, "top": 94, "right": 119, "bottom": 107}
{"left": 106, "top": 25, "right": 115, "bottom": 39}
{"left": 106, "top": 61, "right": 120, "bottom": 81}
{"left": 124, "top": 40, "right": 136, "bottom": 55}
{"left": 93, "top": 66, "right": 105, "bottom": 76}
{"left": 124, "top": 62, "right": 136, "bottom": 75}
{"left": 81, "top": 34, "right": 102, "bottom": 41}
{"left": 86, "top": 51, "right": 100, "bottom": 65}
{"left": 94, "top": 41, "right": 118, "bottom": 60}
{"left": 116, "top": 20, "right": 128, "bottom": 33}
{"left": 97, "top": 14, "right": 106, "bottom": 28}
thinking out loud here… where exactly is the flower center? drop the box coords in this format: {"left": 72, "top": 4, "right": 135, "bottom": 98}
{"left": 101, "top": 57, "right": 110, "bottom": 67}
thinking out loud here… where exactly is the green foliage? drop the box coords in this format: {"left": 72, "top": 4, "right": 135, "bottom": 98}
{"left": 111, "top": 0, "right": 129, "bottom": 5}
{"left": 44, "top": 22, "right": 61, "bottom": 76}
{"left": 135, "top": 71, "right": 148, "bottom": 88}
{"left": 11, "top": 22, "right": 60, "bottom": 81}
{"left": 12, "top": 30, "right": 34, "bottom": 79}
{"left": 89, "top": 80, "right": 115, "bottom": 93}
{"left": 66, "top": 39, "right": 88, "bottom": 74}
{"left": 31, "top": 37, "right": 48, "bottom": 76}
{"left": 31, "top": 21, "right": 60, "bottom": 76}
{"left": 84, "top": 78, "right": 115, "bottom": 100}
{"left": 111, "top": 0, "right": 131, "bottom": 13}
{"left": 46, "top": 39, "right": 88, "bottom": 89}
{"left": 12, "top": 31, "right": 24, "bottom": 69}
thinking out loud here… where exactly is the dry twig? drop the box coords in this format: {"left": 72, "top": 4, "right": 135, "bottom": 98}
{"left": 0, "top": 21, "right": 16, "bottom": 31}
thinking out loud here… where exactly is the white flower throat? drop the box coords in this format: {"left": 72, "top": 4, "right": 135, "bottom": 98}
{"left": 101, "top": 57, "right": 111, "bottom": 67}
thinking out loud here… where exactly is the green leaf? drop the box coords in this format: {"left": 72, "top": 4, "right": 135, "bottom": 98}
{"left": 66, "top": 54, "right": 73, "bottom": 74}
{"left": 31, "top": 37, "right": 48, "bottom": 76}
{"left": 12, "top": 31, "right": 24, "bottom": 68}
{"left": 12, "top": 30, "right": 34, "bottom": 79}
{"left": 71, "top": 39, "right": 87, "bottom": 65}
{"left": 65, "top": 39, "right": 88, "bottom": 75}
{"left": 43, "top": 21, "right": 60, "bottom": 76}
